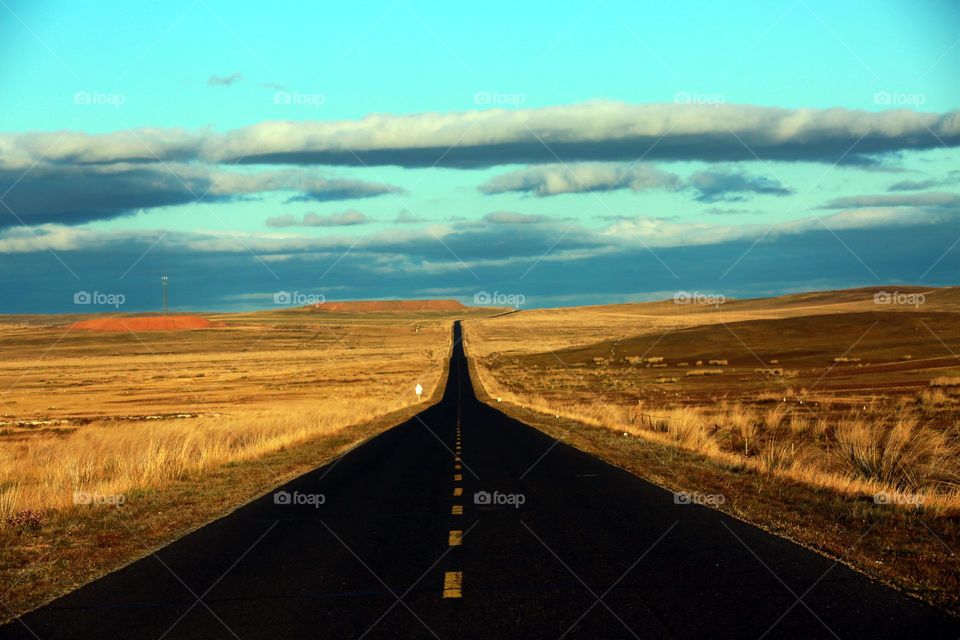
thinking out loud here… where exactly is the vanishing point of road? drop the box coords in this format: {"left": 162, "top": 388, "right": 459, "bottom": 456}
{"left": 2, "top": 322, "right": 957, "bottom": 639}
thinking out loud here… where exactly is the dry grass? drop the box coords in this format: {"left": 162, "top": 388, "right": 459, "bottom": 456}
{"left": 462, "top": 292, "right": 960, "bottom": 612}
{"left": 0, "top": 310, "right": 466, "bottom": 622}
{"left": 477, "top": 366, "right": 960, "bottom": 510}
{"left": 1, "top": 402, "right": 413, "bottom": 519}
{"left": 0, "top": 315, "right": 455, "bottom": 522}
{"left": 833, "top": 414, "right": 958, "bottom": 490}
{"left": 465, "top": 314, "right": 960, "bottom": 511}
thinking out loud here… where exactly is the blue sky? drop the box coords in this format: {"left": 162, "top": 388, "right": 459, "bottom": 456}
{"left": 1, "top": 0, "right": 958, "bottom": 311}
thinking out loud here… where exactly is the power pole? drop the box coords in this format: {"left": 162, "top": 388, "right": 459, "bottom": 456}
{"left": 161, "top": 275, "right": 169, "bottom": 315}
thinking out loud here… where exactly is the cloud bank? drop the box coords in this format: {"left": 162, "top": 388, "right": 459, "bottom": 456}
{"left": 4, "top": 102, "right": 959, "bottom": 170}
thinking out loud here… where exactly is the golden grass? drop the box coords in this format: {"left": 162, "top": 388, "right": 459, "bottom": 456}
{"left": 469, "top": 347, "right": 960, "bottom": 511}
{"left": 930, "top": 376, "right": 960, "bottom": 387}
{"left": 833, "top": 414, "right": 956, "bottom": 490}
{"left": 0, "top": 317, "right": 452, "bottom": 523}
{"left": 1, "top": 402, "right": 406, "bottom": 519}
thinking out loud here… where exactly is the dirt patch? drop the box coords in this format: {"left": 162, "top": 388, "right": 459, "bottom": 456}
{"left": 70, "top": 316, "right": 213, "bottom": 331}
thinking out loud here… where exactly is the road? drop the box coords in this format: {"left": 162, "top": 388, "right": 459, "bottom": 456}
{"left": 3, "top": 322, "right": 957, "bottom": 639}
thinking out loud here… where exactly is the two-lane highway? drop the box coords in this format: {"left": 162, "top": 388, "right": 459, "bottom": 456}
{"left": 2, "top": 322, "right": 957, "bottom": 638}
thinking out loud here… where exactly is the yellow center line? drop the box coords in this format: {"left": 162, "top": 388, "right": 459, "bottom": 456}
{"left": 451, "top": 504, "right": 463, "bottom": 515}
{"left": 448, "top": 530, "right": 463, "bottom": 546}
{"left": 454, "top": 463, "right": 461, "bottom": 470}
{"left": 454, "top": 473, "right": 462, "bottom": 481}
{"left": 453, "top": 487, "right": 462, "bottom": 496}
{"left": 443, "top": 571, "right": 462, "bottom": 598}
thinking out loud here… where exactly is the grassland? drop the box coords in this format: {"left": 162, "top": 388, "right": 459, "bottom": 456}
{"left": 464, "top": 286, "right": 960, "bottom": 613}
{"left": 0, "top": 305, "right": 490, "bottom": 622}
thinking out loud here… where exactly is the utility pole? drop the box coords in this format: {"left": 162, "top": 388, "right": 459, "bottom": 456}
{"left": 161, "top": 275, "right": 169, "bottom": 315}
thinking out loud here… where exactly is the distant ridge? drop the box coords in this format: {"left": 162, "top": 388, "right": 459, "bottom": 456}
{"left": 311, "top": 299, "right": 467, "bottom": 312}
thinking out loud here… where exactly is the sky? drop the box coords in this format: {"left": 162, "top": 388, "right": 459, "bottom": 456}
{"left": 1, "top": 0, "right": 959, "bottom": 312}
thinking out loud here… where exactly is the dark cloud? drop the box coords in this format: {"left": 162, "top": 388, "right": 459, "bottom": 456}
{"left": 0, "top": 165, "right": 402, "bottom": 227}
{"left": 688, "top": 169, "right": 793, "bottom": 202}
{"left": 285, "top": 181, "right": 402, "bottom": 203}
{"left": 3, "top": 214, "right": 957, "bottom": 313}
{"left": 0, "top": 165, "right": 219, "bottom": 226}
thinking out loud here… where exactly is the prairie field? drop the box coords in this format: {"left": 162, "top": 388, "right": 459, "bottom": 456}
{"left": 0, "top": 308, "right": 474, "bottom": 517}
{"left": 0, "top": 306, "right": 486, "bottom": 617}
{"left": 464, "top": 286, "right": 960, "bottom": 610}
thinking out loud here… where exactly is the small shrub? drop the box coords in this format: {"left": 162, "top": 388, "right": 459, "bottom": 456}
{"left": 3, "top": 509, "right": 45, "bottom": 532}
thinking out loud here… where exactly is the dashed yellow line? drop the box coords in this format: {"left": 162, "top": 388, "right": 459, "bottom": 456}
{"left": 453, "top": 487, "right": 462, "bottom": 496}
{"left": 443, "top": 571, "right": 462, "bottom": 598}
{"left": 448, "top": 530, "right": 463, "bottom": 546}
{"left": 454, "top": 463, "right": 461, "bottom": 470}
{"left": 453, "top": 473, "right": 462, "bottom": 481}
{"left": 451, "top": 504, "right": 463, "bottom": 515}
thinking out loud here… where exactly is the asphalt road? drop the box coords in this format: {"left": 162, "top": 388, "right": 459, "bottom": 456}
{"left": 3, "top": 322, "right": 958, "bottom": 639}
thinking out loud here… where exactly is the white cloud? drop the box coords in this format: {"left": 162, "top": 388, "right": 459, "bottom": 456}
{"left": 266, "top": 210, "right": 370, "bottom": 227}
{"left": 820, "top": 192, "right": 960, "bottom": 209}
{"left": 480, "top": 162, "right": 682, "bottom": 196}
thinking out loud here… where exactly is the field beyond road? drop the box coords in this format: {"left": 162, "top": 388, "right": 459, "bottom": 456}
{"left": 464, "top": 286, "right": 960, "bottom": 613}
